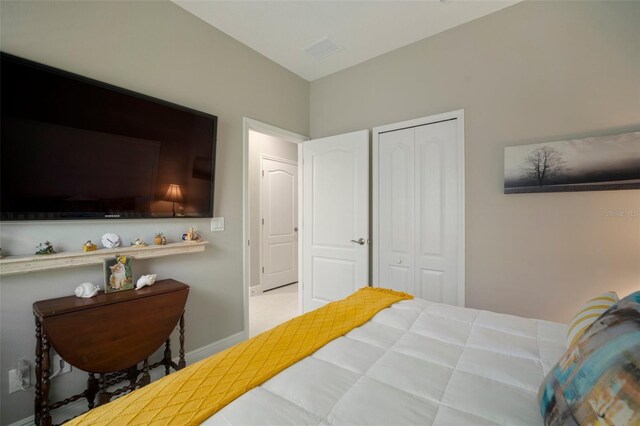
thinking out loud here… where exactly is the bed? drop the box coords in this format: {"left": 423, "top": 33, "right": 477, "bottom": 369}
{"left": 206, "top": 297, "right": 566, "bottom": 425}
{"left": 70, "top": 288, "right": 574, "bottom": 425}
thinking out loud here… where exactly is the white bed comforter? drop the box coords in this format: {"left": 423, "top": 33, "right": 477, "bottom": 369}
{"left": 206, "top": 298, "right": 566, "bottom": 426}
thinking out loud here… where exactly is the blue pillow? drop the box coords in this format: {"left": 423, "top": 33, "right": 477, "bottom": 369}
{"left": 538, "top": 291, "right": 640, "bottom": 425}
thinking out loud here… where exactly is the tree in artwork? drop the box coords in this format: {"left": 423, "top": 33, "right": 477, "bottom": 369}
{"left": 522, "top": 146, "right": 567, "bottom": 186}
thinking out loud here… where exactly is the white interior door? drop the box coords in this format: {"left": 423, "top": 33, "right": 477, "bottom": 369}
{"left": 261, "top": 158, "right": 298, "bottom": 291}
{"left": 302, "top": 130, "right": 369, "bottom": 312}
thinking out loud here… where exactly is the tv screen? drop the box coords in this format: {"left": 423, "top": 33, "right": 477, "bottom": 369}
{"left": 1, "top": 53, "right": 217, "bottom": 220}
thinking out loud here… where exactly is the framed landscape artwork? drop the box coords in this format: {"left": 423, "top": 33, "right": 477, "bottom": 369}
{"left": 504, "top": 131, "right": 640, "bottom": 194}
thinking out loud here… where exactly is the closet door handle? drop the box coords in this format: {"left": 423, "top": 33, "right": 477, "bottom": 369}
{"left": 350, "top": 238, "right": 366, "bottom": 245}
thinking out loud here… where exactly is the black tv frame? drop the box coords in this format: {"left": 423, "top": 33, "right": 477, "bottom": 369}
{"left": 0, "top": 52, "right": 218, "bottom": 221}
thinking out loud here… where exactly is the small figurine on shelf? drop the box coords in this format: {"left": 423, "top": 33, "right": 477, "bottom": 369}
{"left": 35, "top": 241, "right": 56, "bottom": 255}
{"left": 130, "top": 238, "right": 147, "bottom": 247}
{"left": 83, "top": 240, "right": 98, "bottom": 252}
{"left": 181, "top": 226, "right": 200, "bottom": 242}
{"left": 74, "top": 282, "right": 100, "bottom": 298}
{"left": 154, "top": 233, "right": 166, "bottom": 245}
{"left": 135, "top": 274, "right": 158, "bottom": 290}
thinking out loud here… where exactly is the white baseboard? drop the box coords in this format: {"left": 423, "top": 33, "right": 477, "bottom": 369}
{"left": 6, "top": 416, "right": 34, "bottom": 426}
{"left": 178, "top": 331, "right": 245, "bottom": 365}
{"left": 7, "top": 331, "right": 246, "bottom": 426}
{"left": 250, "top": 285, "right": 263, "bottom": 296}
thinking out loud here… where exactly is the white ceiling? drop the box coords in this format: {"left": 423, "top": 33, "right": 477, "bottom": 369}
{"left": 172, "top": 1, "right": 521, "bottom": 81}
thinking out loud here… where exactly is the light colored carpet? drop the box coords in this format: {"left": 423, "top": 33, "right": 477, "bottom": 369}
{"left": 249, "top": 283, "right": 299, "bottom": 337}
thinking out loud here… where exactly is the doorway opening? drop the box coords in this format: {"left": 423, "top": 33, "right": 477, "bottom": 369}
{"left": 243, "top": 118, "right": 308, "bottom": 338}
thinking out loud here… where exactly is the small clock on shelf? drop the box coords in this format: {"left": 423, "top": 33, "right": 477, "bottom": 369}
{"left": 101, "top": 233, "right": 121, "bottom": 249}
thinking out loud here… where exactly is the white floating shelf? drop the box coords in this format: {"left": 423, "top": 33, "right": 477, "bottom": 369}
{"left": 0, "top": 241, "right": 209, "bottom": 276}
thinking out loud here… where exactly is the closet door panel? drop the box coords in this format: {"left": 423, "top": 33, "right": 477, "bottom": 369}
{"left": 389, "top": 265, "right": 412, "bottom": 294}
{"left": 419, "top": 269, "right": 444, "bottom": 302}
{"left": 414, "top": 120, "right": 459, "bottom": 304}
{"left": 417, "top": 139, "right": 443, "bottom": 256}
{"left": 378, "top": 128, "right": 414, "bottom": 293}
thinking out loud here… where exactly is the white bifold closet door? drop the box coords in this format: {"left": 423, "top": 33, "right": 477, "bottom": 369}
{"left": 377, "top": 118, "right": 462, "bottom": 305}
{"left": 379, "top": 127, "right": 415, "bottom": 294}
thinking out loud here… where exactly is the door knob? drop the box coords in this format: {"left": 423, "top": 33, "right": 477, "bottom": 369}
{"left": 294, "top": 227, "right": 298, "bottom": 232}
{"left": 350, "top": 238, "right": 366, "bottom": 245}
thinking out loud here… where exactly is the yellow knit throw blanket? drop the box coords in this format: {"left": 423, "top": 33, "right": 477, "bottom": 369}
{"left": 68, "top": 287, "right": 412, "bottom": 425}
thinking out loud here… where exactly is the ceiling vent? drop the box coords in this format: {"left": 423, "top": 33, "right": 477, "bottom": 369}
{"left": 303, "top": 37, "right": 343, "bottom": 59}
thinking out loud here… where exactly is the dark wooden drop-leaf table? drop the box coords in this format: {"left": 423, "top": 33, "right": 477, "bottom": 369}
{"left": 33, "top": 279, "right": 189, "bottom": 426}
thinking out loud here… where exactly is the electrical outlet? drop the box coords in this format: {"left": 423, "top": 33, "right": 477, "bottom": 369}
{"left": 8, "top": 369, "right": 22, "bottom": 394}
{"left": 52, "top": 355, "right": 72, "bottom": 377}
{"left": 8, "top": 359, "right": 31, "bottom": 393}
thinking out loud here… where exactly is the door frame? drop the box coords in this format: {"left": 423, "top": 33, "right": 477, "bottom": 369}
{"left": 243, "top": 117, "right": 308, "bottom": 339}
{"left": 259, "top": 154, "right": 299, "bottom": 291}
{"left": 372, "top": 109, "right": 465, "bottom": 306}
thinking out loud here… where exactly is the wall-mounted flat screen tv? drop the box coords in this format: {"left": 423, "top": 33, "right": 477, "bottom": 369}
{"left": 1, "top": 53, "right": 217, "bottom": 220}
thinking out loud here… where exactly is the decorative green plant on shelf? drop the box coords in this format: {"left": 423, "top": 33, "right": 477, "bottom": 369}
{"left": 35, "top": 241, "right": 56, "bottom": 255}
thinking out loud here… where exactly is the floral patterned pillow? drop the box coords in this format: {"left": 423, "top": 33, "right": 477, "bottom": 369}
{"left": 538, "top": 291, "right": 640, "bottom": 425}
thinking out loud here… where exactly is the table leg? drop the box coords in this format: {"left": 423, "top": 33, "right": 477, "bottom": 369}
{"left": 35, "top": 318, "right": 42, "bottom": 426}
{"left": 87, "top": 373, "right": 98, "bottom": 409}
{"left": 178, "top": 313, "right": 186, "bottom": 369}
{"left": 163, "top": 339, "right": 171, "bottom": 376}
{"left": 127, "top": 365, "right": 139, "bottom": 387}
{"left": 98, "top": 374, "right": 110, "bottom": 405}
{"left": 41, "top": 334, "right": 52, "bottom": 426}
{"left": 141, "top": 359, "right": 151, "bottom": 387}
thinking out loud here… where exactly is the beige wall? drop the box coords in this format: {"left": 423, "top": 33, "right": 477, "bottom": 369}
{"left": 1, "top": 0, "right": 639, "bottom": 423}
{"left": 310, "top": 1, "right": 640, "bottom": 322}
{"left": 0, "top": 1, "right": 308, "bottom": 423}
{"left": 248, "top": 131, "right": 299, "bottom": 288}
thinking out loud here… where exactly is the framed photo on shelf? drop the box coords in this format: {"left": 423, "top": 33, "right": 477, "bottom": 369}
{"left": 104, "top": 255, "right": 134, "bottom": 293}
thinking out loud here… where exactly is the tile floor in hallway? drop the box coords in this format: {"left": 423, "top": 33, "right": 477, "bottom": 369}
{"left": 249, "top": 283, "right": 299, "bottom": 337}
